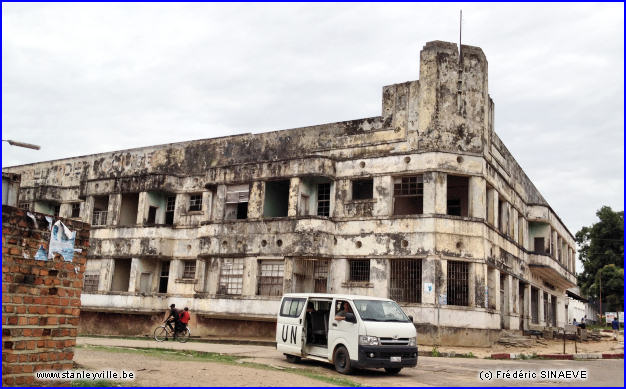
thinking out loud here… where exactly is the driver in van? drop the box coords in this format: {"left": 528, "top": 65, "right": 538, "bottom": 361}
{"left": 334, "top": 301, "right": 352, "bottom": 321}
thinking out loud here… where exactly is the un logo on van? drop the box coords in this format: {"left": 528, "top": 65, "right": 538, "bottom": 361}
{"left": 281, "top": 324, "right": 298, "bottom": 344}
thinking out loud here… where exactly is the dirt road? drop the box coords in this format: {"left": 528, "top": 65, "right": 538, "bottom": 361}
{"left": 74, "top": 337, "right": 624, "bottom": 387}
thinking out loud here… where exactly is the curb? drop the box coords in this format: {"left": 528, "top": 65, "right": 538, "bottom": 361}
{"left": 491, "top": 352, "right": 624, "bottom": 360}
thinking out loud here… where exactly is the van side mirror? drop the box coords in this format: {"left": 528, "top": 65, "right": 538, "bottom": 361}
{"left": 408, "top": 315, "right": 414, "bottom": 323}
{"left": 344, "top": 312, "right": 357, "bottom": 323}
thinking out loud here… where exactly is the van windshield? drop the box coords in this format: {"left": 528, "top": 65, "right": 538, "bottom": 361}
{"left": 353, "top": 300, "right": 410, "bottom": 322}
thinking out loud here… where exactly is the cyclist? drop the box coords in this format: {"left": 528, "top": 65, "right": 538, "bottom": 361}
{"left": 179, "top": 307, "right": 191, "bottom": 331}
{"left": 165, "top": 304, "right": 182, "bottom": 339}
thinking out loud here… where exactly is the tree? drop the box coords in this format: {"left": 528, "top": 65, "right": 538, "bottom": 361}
{"left": 576, "top": 206, "right": 624, "bottom": 311}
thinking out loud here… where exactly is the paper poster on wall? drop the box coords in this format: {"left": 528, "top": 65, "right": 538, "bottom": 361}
{"left": 34, "top": 245, "right": 48, "bottom": 261}
{"left": 48, "top": 220, "right": 76, "bottom": 262}
{"left": 423, "top": 282, "right": 433, "bottom": 293}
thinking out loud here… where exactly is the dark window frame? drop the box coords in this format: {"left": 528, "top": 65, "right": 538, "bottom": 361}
{"left": 348, "top": 259, "right": 370, "bottom": 282}
{"left": 188, "top": 194, "right": 203, "bottom": 212}
{"left": 352, "top": 178, "right": 374, "bottom": 200}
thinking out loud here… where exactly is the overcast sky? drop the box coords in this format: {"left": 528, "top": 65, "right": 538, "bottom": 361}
{"left": 2, "top": 3, "right": 623, "bottom": 264}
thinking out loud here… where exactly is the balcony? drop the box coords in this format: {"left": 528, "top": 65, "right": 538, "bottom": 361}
{"left": 528, "top": 252, "right": 576, "bottom": 289}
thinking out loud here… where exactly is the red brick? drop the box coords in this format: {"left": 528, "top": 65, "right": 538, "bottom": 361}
{"left": 16, "top": 306, "right": 26, "bottom": 314}
{"left": 22, "top": 328, "right": 32, "bottom": 337}
{"left": 5, "top": 353, "right": 18, "bottom": 363}
{"left": 59, "top": 298, "right": 69, "bottom": 306}
{"left": 19, "top": 354, "right": 28, "bottom": 362}
{"left": 2, "top": 295, "right": 10, "bottom": 303}
{"left": 47, "top": 317, "right": 58, "bottom": 325}
{"left": 47, "top": 306, "right": 58, "bottom": 314}
{"left": 17, "top": 317, "right": 27, "bottom": 325}
{"left": 26, "top": 340, "right": 36, "bottom": 350}
{"left": 22, "top": 364, "right": 34, "bottom": 373}
{"left": 4, "top": 305, "right": 14, "bottom": 313}
{"left": 28, "top": 317, "right": 38, "bottom": 325}
{"left": 15, "top": 376, "right": 25, "bottom": 385}
{"left": 8, "top": 316, "right": 18, "bottom": 325}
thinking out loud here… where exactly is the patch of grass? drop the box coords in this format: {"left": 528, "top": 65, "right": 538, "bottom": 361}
{"left": 77, "top": 345, "right": 360, "bottom": 387}
{"left": 454, "top": 352, "right": 476, "bottom": 358}
{"left": 517, "top": 352, "right": 541, "bottom": 360}
{"left": 71, "top": 379, "right": 125, "bottom": 387}
{"left": 431, "top": 346, "right": 440, "bottom": 357}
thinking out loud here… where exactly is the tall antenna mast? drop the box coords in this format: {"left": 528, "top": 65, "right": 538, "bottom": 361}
{"left": 459, "top": 10, "right": 462, "bottom": 58}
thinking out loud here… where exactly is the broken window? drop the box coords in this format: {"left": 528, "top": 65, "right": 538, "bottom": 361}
{"left": 447, "top": 261, "right": 469, "bottom": 306}
{"left": 83, "top": 273, "right": 100, "bottom": 293}
{"left": 389, "top": 259, "right": 422, "bottom": 303}
{"left": 111, "top": 258, "right": 131, "bottom": 292}
{"left": 393, "top": 176, "right": 423, "bottom": 215}
{"left": 71, "top": 203, "right": 81, "bottom": 218}
{"left": 119, "top": 193, "right": 139, "bottom": 226}
{"left": 158, "top": 261, "right": 170, "bottom": 293}
{"left": 534, "top": 237, "right": 545, "bottom": 253}
{"left": 348, "top": 259, "right": 370, "bottom": 282}
{"left": 188, "top": 194, "right": 203, "bottom": 212}
{"left": 263, "top": 180, "right": 290, "bottom": 218}
{"left": 53, "top": 204, "right": 61, "bottom": 217}
{"left": 293, "top": 259, "right": 329, "bottom": 293}
{"left": 317, "top": 183, "right": 331, "bottom": 217}
{"left": 18, "top": 202, "right": 31, "bottom": 211}
{"left": 225, "top": 184, "right": 250, "bottom": 220}
{"left": 531, "top": 287, "right": 539, "bottom": 324}
{"left": 257, "top": 260, "right": 284, "bottom": 296}
{"left": 543, "top": 292, "right": 549, "bottom": 323}
{"left": 446, "top": 175, "right": 469, "bottom": 217}
{"left": 314, "top": 260, "right": 329, "bottom": 293}
{"left": 218, "top": 258, "right": 244, "bottom": 295}
{"left": 146, "top": 206, "right": 158, "bottom": 224}
{"left": 92, "top": 195, "right": 109, "bottom": 226}
{"left": 182, "top": 260, "right": 196, "bottom": 279}
{"left": 352, "top": 178, "right": 373, "bottom": 200}
{"left": 165, "top": 196, "right": 176, "bottom": 225}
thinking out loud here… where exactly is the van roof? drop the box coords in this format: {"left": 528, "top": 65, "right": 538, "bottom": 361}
{"left": 282, "top": 293, "right": 392, "bottom": 302}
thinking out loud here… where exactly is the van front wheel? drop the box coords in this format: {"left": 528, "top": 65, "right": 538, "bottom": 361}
{"left": 385, "top": 367, "right": 402, "bottom": 374}
{"left": 285, "top": 354, "right": 301, "bottom": 363}
{"left": 333, "top": 346, "right": 352, "bottom": 374}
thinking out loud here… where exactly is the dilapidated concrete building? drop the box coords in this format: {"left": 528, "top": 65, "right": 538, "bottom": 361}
{"left": 3, "top": 41, "right": 577, "bottom": 346}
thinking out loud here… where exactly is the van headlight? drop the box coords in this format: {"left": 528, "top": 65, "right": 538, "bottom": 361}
{"left": 359, "top": 335, "right": 379, "bottom": 346}
{"left": 408, "top": 337, "right": 417, "bottom": 347}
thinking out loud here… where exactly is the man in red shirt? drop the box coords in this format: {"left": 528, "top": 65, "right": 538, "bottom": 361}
{"left": 179, "top": 307, "right": 191, "bottom": 330}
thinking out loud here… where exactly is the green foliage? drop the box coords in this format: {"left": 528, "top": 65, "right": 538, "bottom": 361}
{"left": 576, "top": 206, "right": 624, "bottom": 311}
{"left": 431, "top": 346, "right": 440, "bottom": 357}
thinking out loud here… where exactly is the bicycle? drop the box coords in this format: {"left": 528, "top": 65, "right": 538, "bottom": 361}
{"left": 153, "top": 322, "right": 191, "bottom": 343}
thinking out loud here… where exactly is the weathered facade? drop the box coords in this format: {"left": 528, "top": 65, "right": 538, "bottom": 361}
{"left": 3, "top": 41, "right": 577, "bottom": 346}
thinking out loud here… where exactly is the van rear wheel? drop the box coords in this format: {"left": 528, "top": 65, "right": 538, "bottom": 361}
{"left": 333, "top": 346, "right": 352, "bottom": 374}
{"left": 385, "top": 367, "right": 402, "bottom": 375}
{"left": 285, "top": 354, "right": 301, "bottom": 363}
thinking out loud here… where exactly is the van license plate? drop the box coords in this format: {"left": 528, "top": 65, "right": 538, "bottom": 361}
{"left": 390, "top": 356, "right": 401, "bottom": 362}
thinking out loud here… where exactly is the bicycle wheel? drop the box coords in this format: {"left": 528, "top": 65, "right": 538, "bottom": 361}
{"left": 154, "top": 325, "right": 169, "bottom": 342}
{"left": 178, "top": 327, "right": 191, "bottom": 343}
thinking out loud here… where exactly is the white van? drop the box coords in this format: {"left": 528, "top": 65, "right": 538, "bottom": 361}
{"left": 276, "top": 293, "right": 418, "bottom": 374}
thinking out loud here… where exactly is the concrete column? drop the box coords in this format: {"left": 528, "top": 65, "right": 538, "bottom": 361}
{"left": 512, "top": 208, "right": 519, "bottom": 243}
{"left": 242, "top": 257, "right": 258, "bottom": 296}
{"left": 287, "top": 177, "right": 301, "bottom": 217}
{"left": 437, "top": 259, "right": 447, "bottom": 305}
{"left": 468, "top": 262, "right": 476, "bottom": 307}
{"left": 202, "top": 191, "right": 212, "bottom": 220}
{"left": 512, "top": 278, "right": 520, "bottom": 314}
{"left": 128, "top": 257, "right": 140, "bottom": 292}
{"left": 480, "top": 263, "right": 489, "bottom": 308}
{"left": 283, "top": 257, "right": 294, "bottom": 293}
{"left": 487, "top": 267, "right": 500, "bottom": 311}
{"left": 421, "top": 257, "right": 437, "bottom": 304}
{"left": 196, "top": 260, "right": 206, "bottom": 293}
{"left": 100, "top": 258, "right": 114, "bottom": 292}
{"left": 371, "top": 259, "right": 388, "bottom": 298}
{"left": 173, "top": 193, "right": 185, "bottom": 225}
{"left": 136, "top": 192, "right": 148, "bottom": 225}
{"left": 212, "top": 185, "right": 226, "bottom": 221}
{"left": 486, "top": 188, "right": 498, "bottom": 227}
{"left": 107, "top": 193, "right": 121, "bottom": 226}
{"left": 247, "top": 181, "right": 265, "bottom": 219}
{"left": 423, "top": 172, "right": 436, "bottom": 214}
{"left": 168, "top": 259, "right": 181, "bottom": 294}
{"left": 506, "top": 274, "right": 514, "bottom": 316}
{"left": 83, "top": 196, "right": 94, "bottom": 224}
{"left": 435, "top": 173, "right": 447, "bottom": 214}
{"left": 469, "top": 176, "right": 486, "bottom": 219}
{"left": 374, "top": 176, "right": 393, "bottom": 217}
{"left": 328, "top": 258, "right": 347, "bottom": 294}
{"left": 551, "top": 229, "right": 558, "bottom": 258}
{"left": 523, "top": 284, "right": 531, "bottom": 330}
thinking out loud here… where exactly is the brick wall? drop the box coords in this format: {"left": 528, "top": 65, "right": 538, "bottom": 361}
{"left": 2, "top": 205, "right": 89, "bottom": 386}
